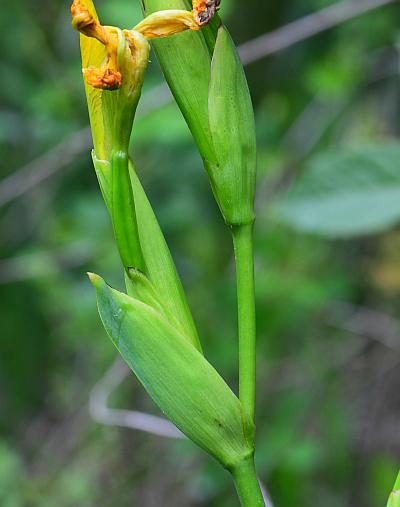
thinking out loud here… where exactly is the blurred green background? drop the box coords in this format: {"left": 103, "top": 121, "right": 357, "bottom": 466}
{"left": 1, "top": 0, "right": 400, "bottom": 505}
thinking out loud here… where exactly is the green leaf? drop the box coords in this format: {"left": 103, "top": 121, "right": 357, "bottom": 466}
{"left": 129, "top": 164, "right": 201, "bottom": 350}
{"left": 89, "top": 273, "right": 254, "bottom": 469}
{"left": 387, "top": 472, "right": 400, "bottom": 507}
{"left": 276, "top": 144, "right": 400, "bottom": 238}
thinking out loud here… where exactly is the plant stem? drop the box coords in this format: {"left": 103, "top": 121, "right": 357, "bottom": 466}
{"left": 232, "top": 456, "right": 265, "bottom": 506}
{"left": 232, "top": 222, "right": 257, "bottom": 424}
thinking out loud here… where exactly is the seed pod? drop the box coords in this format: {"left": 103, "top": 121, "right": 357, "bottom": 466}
{"left": 89, "top": 273, "right": 254, "bottom": 468}
{"left": 141, "top": 0, "right": 257, "bottom": 227}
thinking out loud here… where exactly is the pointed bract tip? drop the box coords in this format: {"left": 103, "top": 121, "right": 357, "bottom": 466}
{"left": 87, "top": 272, "right": 103, "bottom": 287}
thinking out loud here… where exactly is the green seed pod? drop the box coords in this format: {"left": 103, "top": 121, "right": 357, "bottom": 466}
{"left": 89, "top": 273, "right": 254, "bottom": 469}
{"left": 141, "top": 0, "right": 257, "bottom": 227}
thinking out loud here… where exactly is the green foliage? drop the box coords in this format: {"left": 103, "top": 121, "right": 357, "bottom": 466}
{"left": 129, "top": 165, "right": 201, "bottom": 348}
{"left": 276, "top": 144, "right": 400, "bottom": 238}
{"left": 387, "top": 473, "right": 400, "bottom": 507}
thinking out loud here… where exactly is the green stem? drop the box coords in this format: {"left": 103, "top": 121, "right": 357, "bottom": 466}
{"left": 232, "top": 222, "right": 257, "bottom": 424}
{"left": 232, "top": 456, "right": 265, "bottom": 507}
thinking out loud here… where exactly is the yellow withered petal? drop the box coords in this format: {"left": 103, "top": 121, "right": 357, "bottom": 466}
{"left": 192, "top": 0, "right": 221, "bottom": 26}
{"left": 72, "top": 0, "right": 108, "bottom": 158}
{"left": 72, "top": 0, "right": 121, "bottom": 92}
{"left": 133, "top": 10, "right": 200, "bottom": 40}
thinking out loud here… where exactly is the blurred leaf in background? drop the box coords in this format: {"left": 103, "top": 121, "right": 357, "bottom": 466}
{"left": 276, "top": 144, "right": 400, "bottom": 238}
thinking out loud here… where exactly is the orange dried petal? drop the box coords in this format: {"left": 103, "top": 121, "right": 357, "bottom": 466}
{"left": 83, "top": 67, "right": 122, "bottom": 90}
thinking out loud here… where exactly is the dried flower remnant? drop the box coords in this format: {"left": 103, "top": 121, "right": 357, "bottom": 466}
{"left": 71, "top": 0, "right": 122, "bottom": 90}
{"left": 82, "top": 67, "right": 122, "bottom": 90}
{"left": 193, "top": 0, "right": 221, "bottom": 26}
{"left": 72, "top": 0, "right": 203, "bottom": 92}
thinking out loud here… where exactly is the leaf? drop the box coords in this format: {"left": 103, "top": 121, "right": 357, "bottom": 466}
{"left": 276, "top": 144, "right": 400, "bottom": 238}
{"left": 129, "top": 163, "right": 201, "bottom": 349}
{"left": 387, "top": 472, "right": 400, "bottom": 507}
{"left": 90, "top": 274, "right": 254, "bottom": 469}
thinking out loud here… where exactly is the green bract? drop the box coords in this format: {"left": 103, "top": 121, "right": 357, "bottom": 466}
{"left": 92, "top": 156, "right": 201, "bottom": 351}
{"left": 141, "top": 0, "right": 257, "bottom": 227}
{"left": 90, "top": 274, "right": 254, "bottom": 469}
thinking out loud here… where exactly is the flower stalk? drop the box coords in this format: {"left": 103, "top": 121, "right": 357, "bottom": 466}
{"left": 232, "top": 223, "right": 257, "bottom": 424}
{"left": 232, "top": 456, "right": 265, "bottom": 507}
{"left": 71, "top": 1, "right": 264, "bottom": 505}
{"left": 140, "top": 2, "right": 262, "bottom": 504}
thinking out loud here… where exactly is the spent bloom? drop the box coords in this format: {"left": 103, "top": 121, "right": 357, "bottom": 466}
{"left": 71, "top": 0, "right": 207, "bottom": 93}
{"left": 71, "top": 0, "right": 212, "bottom": 159}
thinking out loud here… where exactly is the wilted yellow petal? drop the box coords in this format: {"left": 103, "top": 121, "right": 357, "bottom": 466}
{"left": 133, "top": 10, "right": 200, "bottom": 40}
{"left": 71, "top": 0, "right": 108, "bottom": 44}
